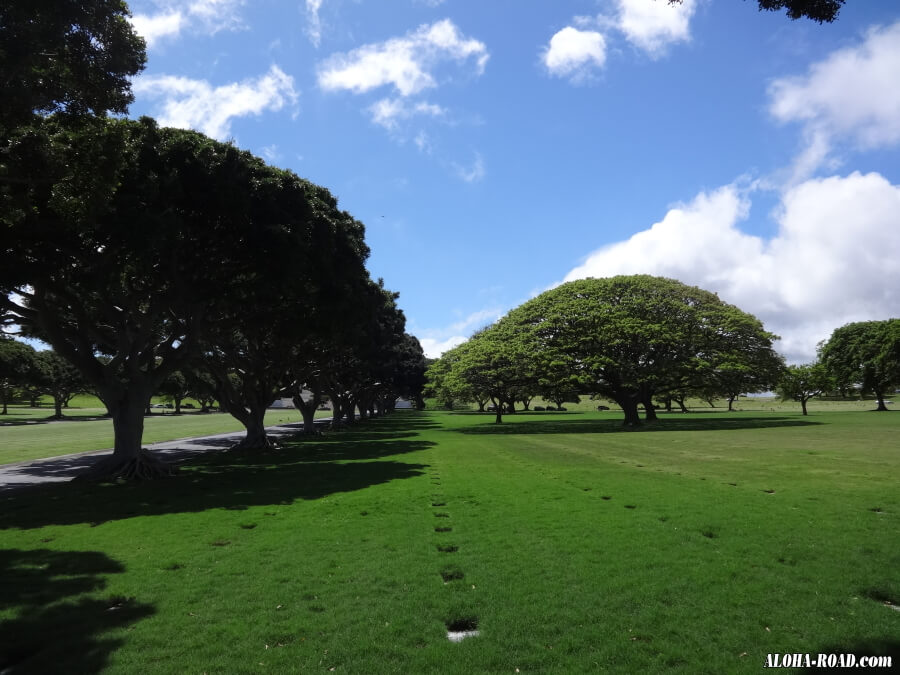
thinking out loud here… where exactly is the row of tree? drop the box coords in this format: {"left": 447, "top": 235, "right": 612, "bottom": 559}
{"left": 426, "top": 276, "right": 899, "bottom": 423}
{"left": 1, "top": 118, "right": 427, "bottom": 479}
{"left": 1, "top": 3, "right": 426, "bottom": 480}
{"left": 777, "top": 319, "right": 900, "bottom": 414}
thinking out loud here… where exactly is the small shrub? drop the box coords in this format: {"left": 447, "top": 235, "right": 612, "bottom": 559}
{"left": 534, "top": 406, "right": 545, "bottom": 411}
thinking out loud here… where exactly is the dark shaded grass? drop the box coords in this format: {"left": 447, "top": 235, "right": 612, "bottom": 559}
{"left": 458, "top": 416, "right": 821, "bottom": 434}
{"left": 1, "top": 433, "right": 431, "bottom": 530}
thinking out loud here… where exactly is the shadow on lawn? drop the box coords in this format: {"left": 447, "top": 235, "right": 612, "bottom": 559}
{"left": 0, "top": 548, "right": 154, "bottom": 674}
{"left": 0, "top": 413, "right": 110, "bottom": 426}
{"left": 0, "top": 417, "right": 433, "bottom": 530}
{"left": 457, "top": 416, "right": 822, "bottom": 435}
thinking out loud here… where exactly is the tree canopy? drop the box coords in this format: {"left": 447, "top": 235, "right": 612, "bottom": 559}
{"left": 776, "top": 362, "right": 832, "bottom": 415}
{"left": 507, "top": 276, "right": 781, "bottom": 426}
{"left": 0, "top": 118, "right": 378, "bottom": 477}
{"left": 819, "top": 319, "right": 900, "bottom": 411}
{"left": 429, "top": 276, "right": 781, "bottom": 426}
{"left": 0, "top": 0, "right": 146, "bottom": 130}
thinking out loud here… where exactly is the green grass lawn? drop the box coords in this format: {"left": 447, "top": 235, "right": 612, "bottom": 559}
{"left": 0, "top": 407, "right": 329, "bottom": 466}
{"left": 1, "top": 409, "right": 898, "bottom": 673}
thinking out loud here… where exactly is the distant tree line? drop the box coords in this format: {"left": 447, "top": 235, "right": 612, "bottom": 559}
{"left": 425, "top": 276, "right": 899, "bottom": 424}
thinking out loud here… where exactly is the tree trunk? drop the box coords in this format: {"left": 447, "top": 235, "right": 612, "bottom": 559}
{"left": 728, "top": 395, "right": 737, "bottom": 411}
{"left": 618, "top": 396, "right": 641, "bottom": 427}
{"left": 505, "top": 399, "right": 515, "bottom": 414}
{"left": 676, "top": 396, "right": 688, "bottom": 413}
{"left": 874, "top": 387, "right": 888, "bottom": 411}
{"left": 53, "top": 395, "right": 64, "bottom": 419}
{"left": 233, "top": 406, "right": 273, "bottom": 449}
{"left": 292, "top": 391, "right": 321, "bottom": 434}
{"left": 800, "top": 398, "right": 808, "bottom": 416}
{"left": 477, "top": 399, "right": 486, "bottom": 412}
{"left": 174, "top": 396, "right": 182, "bottom": 414}
{"left": 643, "top": 396, "right": 658, "bottom": 422}
{"left": 78, "top": 387, "right": 175, "bottom": 480}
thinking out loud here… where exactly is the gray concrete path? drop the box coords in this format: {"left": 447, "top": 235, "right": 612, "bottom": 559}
{"left": 0, "top": 417, "right": 332, "bottom": 492}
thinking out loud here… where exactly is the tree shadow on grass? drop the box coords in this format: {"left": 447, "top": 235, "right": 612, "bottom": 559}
{"left": 0, "top": 434, "right": 433, "bottom": 529}
{"left": 0, "top": 548, "right": 154, "bottom": 674}
{"left": 457, "top": 416, "right": 823, "bottom": 435}
{"left": 0, "top": 413, "right": 110, "bottom": 426}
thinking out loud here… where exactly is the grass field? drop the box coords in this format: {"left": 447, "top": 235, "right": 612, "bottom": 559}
{"left": 1, "top": 408, "right": 898, "bottom": 673}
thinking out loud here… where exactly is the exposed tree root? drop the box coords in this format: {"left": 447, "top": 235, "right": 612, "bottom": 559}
{"left": 229, "top": 435, "right": 279, "bottom": 451}
{"left": 76, "top": 449, "right": 177, "bottom": 482}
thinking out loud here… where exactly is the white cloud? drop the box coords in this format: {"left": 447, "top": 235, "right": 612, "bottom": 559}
{"left": 419, "top": 336, "right": 466, "bottom": 359}
{"left": 563, "top": 173, "right": 900, "bottom": 362}
{"left": 615, "top": 0, "right": 695, "bottom": 56}
{"left": 368, "top": 98, "right": 446, "bottom": 130}
{"left": 416, "top": 307, "right": 503, "bottom": 358}
{"left": 129, "top": 0, "right": 244, "bottom": 47}
{"left": 543, "top": 27, "right": 607, "bottom": 80}
{"left": 130, "top": 11, "right": 184, "bottom": 47}
{"left": 317, "top": 19, "right": 488, "bottom": 97}
{"left": 305, "top": 0, "right": 324, "bottom": 47}
{"left": 133, "top": 65, "right": 299, "bottom": 140}
{"left": 452, "top": 152, "right": 485, "bottom": 183}
{"left": 769, "top": 21, "right": 900, "bottom": 162}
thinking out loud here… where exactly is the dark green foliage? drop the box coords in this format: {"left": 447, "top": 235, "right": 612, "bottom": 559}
{"left": 669, "top": 0, "right": 845, "bottom": 23}
{"left": 777, "top": 362, "right": 833, "bottom": 415}
{"left": 0, "top": 0, "right": 146, "bottom": 129}
{"left": 506, "top": 276, "right": 781, "bottom": 426}
{"left": 0, "top": 338, "right": 37, "bottom": 414}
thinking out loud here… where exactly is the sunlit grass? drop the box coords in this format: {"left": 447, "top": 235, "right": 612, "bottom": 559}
{"left": 1, "top": 410, "right": 897, "bottom": 672}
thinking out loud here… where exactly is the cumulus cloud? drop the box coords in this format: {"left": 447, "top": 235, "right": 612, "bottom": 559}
{"left": 416, "top": 307, "right": 503, "bottom": 358}
{"left": 543, "top": 26, "right": 607, "bottom": 80}
{"left": 130, "top": 11, "right": 184, "bottom": 47}
{"left": 419, "top": 336, "right": 467, "bottom": 359}
{"left": 615, "top": 0, "right": 695, "bottom": 56}
{"left": 768, "top": 21, "right": 900, "bottom": 180}
{"left": 368, "top": 98, "right": 445, "bottom": 130}
{"left": 130, "top": 0, "right": 244, "bottom": 47}
{"left": 563, "top": 173, "right": 900, "bottom": 362}
{"left": 317, "top": 19, "right": 488, "bottom": 96}
{"left": 133, "top": 65, "right": 299, "bottom": 140}
{"left": 543, "top": 0, "right": 694, "bottom": 82}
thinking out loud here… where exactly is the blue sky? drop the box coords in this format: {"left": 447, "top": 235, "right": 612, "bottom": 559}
{"left": 125, "top": 0, "right": 900, "bottom": 361}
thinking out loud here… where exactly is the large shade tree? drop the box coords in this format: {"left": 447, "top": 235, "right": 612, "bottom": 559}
{"left": 1, "top": 118, "right": 327, "bottom": 478}
{"left": 197, "top": 176, "right": 370, "bottom": 448}
{"left": 819, "top": 319, "right": 900, "bottom": 411}
{"left": 506, "top": 275, "right": 781, "bottom": 426}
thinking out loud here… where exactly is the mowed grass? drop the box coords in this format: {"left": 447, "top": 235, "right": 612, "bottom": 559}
{"left": 0, "top": 408, "right": 321, "bottom": 466}
{"left": 1, "top": 409, "right": 898, "bottom": 673}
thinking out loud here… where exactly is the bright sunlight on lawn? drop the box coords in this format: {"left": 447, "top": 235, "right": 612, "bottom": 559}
{"left": 1, "top": 409, "right": 898, "bottom": 672}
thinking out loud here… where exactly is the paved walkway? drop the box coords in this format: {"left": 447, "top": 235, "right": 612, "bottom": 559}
{"left": 0, "top": 417, "right": 332, "bottom": 492}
